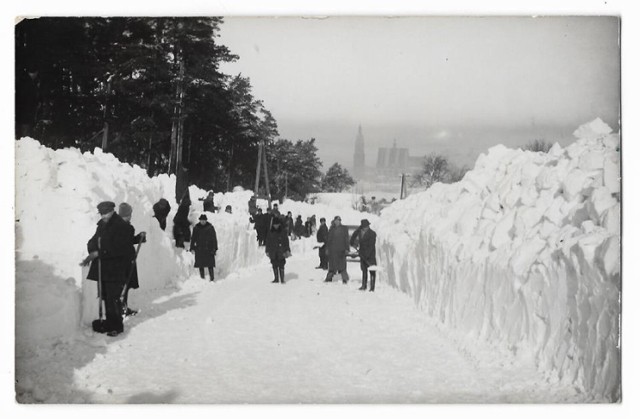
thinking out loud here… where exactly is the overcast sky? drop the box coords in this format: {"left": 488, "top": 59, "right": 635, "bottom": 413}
{"left": 218, "top": 16, "right": 620, "bottom": 170}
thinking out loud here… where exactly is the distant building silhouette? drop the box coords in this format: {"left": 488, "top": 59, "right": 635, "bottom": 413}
{"left": 353, "top": 125, "right": 365, "bottom": 179}
{"left": 376, "top": 139, "right": 409, "bottom": 176}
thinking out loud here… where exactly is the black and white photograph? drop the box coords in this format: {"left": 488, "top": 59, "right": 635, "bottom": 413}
{"left": 5, "top": 0, "right": 635, "bottom": 413}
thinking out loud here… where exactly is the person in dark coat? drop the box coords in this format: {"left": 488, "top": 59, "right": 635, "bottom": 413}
{"left": 118, "top": 203, "right": 146, "bottom": 316}
{"left": 285, "top": 211, "right": 294, "bottom": 237}
{"left": 202, "top": 191, "right": 215, "bottom": 212}
{"left": 271, "top": 203, "right": 281, "bottom": 218}
{"left": 152, "top": 198, "right": 171, "bottom": 230}
{"left": 293, "top": 215, "right": 305, "bottom": 239}
{"left": 316, "top": 217, "right": 329, "bottom": 269}
{"left": 304, "top": 218, "right": 311, "bottom": 238}
{"left": 307, "top": 215, "right": 316, "bottom": 236}
{"left": 190, "top": 214, "right": 218, "bottom": 281}
{"left": 351, "top": 219, "right": 378, "bottom": 292}
{"left": 81, "top": 201, "right": 131, "bottom": 336}
{"left": 324, "top": 216, "right": 350, "bottom": 283}
{"left": 250, "top": 208, "right": 267, "bottom": 246}
{"left": 173, "top": 190, "right": 192, "bottom": 248}
{"left": 265, "top": 216, "right": 290, "bottom": 284}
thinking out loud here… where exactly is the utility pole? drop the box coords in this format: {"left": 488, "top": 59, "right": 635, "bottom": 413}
{"left": 253, "top": 140, "right": 272, "bottom": 208}
{"left": 400, "top": 173, "right": 411, "bottom": 199}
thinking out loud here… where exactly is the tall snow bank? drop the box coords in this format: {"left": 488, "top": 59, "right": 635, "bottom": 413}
{"left": 15, "top": 138, "right": 261, "bottom": 348}
{"left": 376, "top": 119, "right": 620, "bottom": 401}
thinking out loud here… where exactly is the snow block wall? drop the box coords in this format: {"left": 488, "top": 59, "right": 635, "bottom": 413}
{"left": 376, "top": 119, "right": 620, "bottom": 401}
{"left": 15, "top": 139, "right": 261, "bottom": 348}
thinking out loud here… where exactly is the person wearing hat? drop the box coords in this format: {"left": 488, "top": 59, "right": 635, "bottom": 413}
{"left": 81, "top": 201, "right": 131, "bottom": 336}
{"left": 265, "top": 216, "right": 291, "bottom": 284}
{"left": 173, "top": 189, "right": 192, "bottom": 248}
{"left": 118, "top": 202, "right": 146, "bottom": 316}
{"left": 351, "top": 219, "right": 378, "bottom": 291}
{"left": 190, "top": 214, "right": 218, "bottom": 281}
{"left": 315, "top": 217, "right": 329, "bottom": 269}
{"left": 324, "top": 215, "right": 350, "bottom": 284}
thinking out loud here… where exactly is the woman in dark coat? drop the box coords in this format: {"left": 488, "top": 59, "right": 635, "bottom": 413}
{"left": 190, "top": 214, "right": 218, "bottom": 281}
{"left": 265, "top": 216, "right": 290, "bottom": 284}
{"left": 324, "top": 216, "right": 350, "bottom": 283}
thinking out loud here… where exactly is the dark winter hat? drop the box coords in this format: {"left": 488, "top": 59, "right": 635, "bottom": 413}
{"left": 118, "top": 202, "right": 133, "bottom": 218}
{"left": 320, "top": 217, "right": 326, "bottom": 222}
{"left": 97, "top": 201, "right": 116, "bottom": 215}
{"left": 360, "top": 219, "right": 370, "bottom": 227}
{"left": 199, "top": 214, "right": 208, "bottom": 221}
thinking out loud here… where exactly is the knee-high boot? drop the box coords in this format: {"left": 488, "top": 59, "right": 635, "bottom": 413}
{"left": 279, "top": 267, "right": 285, "bottom": 284}
{"left": 271, "top": 265, "right": 279, "bottom": 283}
{"left": 208, "top": 267, "right": 214, "bottom": 282}
{"left": 359, "top": 270, "right": 368, "bottom": 290}
{"left": 369, "top": 273, "right": 376, "bottom": 292}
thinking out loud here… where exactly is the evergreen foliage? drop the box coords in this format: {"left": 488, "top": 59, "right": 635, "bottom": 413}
{"left": 15, "top": 17, "right": 295, "bottom": 197}
{"left": 321, "top": 163, "right": 356, "bottom": 192}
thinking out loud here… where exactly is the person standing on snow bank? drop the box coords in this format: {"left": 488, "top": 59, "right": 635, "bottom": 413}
{"left": 190, "top": 214, "right": 218, "bottom": 281}
{"left": 265, "top": 216, "right": 290, "bottom": 284}
{"left": 173, "top": 190, "right": 192, "bottom": 248}
{"left": 81, "top": 201, "right": 130, "bottom": 337}
{"left": 202, "top": 191, "right": 215, "bottom": 212}
{"left": 118, "top": 203, "right": 146, "bottom": 316}
{"left": 152, "top": 198, "right": 171, "bottom": 230}
{"left": 315, "top": 217, "right": 329, "bottom": 270}
{"left": 351, "top": 219, "right": 377, "bottom": 292}
{"left": 324, "top": 216, "right": 350, "bottom": 284}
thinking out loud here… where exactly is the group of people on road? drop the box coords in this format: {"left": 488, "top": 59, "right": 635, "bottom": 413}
{"left": 250, "top": 207, "right": 316, "bottom": 246}
{"left": 82, "top": 198, "right": 378, "bottom": 337}
{"left": 316, "top": 216, "right": 377, "bottom": 291}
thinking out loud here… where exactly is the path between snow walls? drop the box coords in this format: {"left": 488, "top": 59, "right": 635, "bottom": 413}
{"left": 15, "top": 139, "right": 262, "bottom": 393}
{"left": 376, "top": 119, "right": 621, "bottom": 402}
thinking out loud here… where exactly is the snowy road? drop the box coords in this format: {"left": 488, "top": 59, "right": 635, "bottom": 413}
{"left": 20, "top": 247, "right": 583, "bottom": 403}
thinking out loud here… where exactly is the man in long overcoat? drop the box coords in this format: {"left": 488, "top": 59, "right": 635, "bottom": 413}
{"left": 82, "top": 201, "right": 131, "bottom": 336}
{"left": 324, "top": 216, "right": 350, "bottom": 283}
{"left": 265, "top": 216, "right": 291, "bottom": 284}
{"left": 351, "top": 219, "right": 378, "bottom": 291}
{"left": 315, "top": 217, "right": 329, "bottom": 269}
{"left": 190, "top": 214, "right": 218, "bottom": 281}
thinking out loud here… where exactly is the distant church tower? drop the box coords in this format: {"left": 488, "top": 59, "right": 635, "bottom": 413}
{"left": 353, "top": 125, "right": 365, "bottom": 180}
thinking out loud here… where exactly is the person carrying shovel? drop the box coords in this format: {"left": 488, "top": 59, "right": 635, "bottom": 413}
{"left": 80, "top": 201, "right": 130, "bottom": 337}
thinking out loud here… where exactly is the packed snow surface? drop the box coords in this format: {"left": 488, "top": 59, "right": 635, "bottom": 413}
{"left": 376, "top": 118, "right": 621, "bottom": 401}
{"left": 14, "top": 119, "right": 619, "bottom": 403}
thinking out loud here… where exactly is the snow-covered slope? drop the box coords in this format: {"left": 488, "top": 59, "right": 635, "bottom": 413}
{"left": 376, "top": 119, "right": 621, "bottom": 401}
{"left": 15, "top": 139, "right": 261, "bottom": 349}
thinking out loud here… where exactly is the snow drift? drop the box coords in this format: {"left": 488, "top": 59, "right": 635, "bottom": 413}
{"left": 15, "top": 138, "right": 262, "bottom": 349}
{"left": 376, "top": 119, "right": 621, "bottom": 401}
